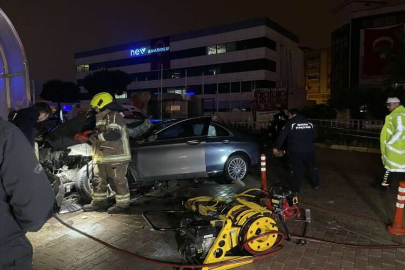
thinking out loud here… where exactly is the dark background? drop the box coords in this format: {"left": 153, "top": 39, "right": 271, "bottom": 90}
{"left": 1, "top": 0, "right": 404, "bottom": 83}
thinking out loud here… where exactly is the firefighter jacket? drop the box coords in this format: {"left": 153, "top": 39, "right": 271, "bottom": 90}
{"left": 381, "top": 105, "right": 405, "bottom": 172}
{"left": 91, "top": 109, "right": 131, "bottom": 164}
{"left": 0, "top": 119, "right": 54, "bottom": 247}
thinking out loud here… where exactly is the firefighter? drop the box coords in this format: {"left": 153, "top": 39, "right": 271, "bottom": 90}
{"left": 78, "top": 92, "right": 132, "bottom": 214}
{"left": 0, "top": 118, "right": 54, "bottom": 269}
{"left": 379, "top": 97, "right": 405, "bottom": 189}
{"left": 272, "top": 109, "right": 319, "bottom": 194}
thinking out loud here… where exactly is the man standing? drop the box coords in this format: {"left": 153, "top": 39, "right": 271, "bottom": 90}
{"left": 0, "top": 118, "right": 54, "bottom": 269}
{"left": 270, "top": 107, "right": 288, "bottom": 140}
{"left": 273, "top": 109, "right": 319, "bottom": 194}
{"left": 379, "top": 97, "right": 405, "bottom": 188}
{"left": 78, "top": 92, "right": 132, "bottom": 214}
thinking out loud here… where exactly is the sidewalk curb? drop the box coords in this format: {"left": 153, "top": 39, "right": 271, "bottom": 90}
{"left": 315, "top": 143, "right": 380, "bottom": 154}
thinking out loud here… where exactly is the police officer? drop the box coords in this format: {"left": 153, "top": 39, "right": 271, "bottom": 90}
{"left": 79, "top": 92, "right": 132, "bottom": 214}
{"left": 0, "top": 118, "right": 54, "bottom": 269}
{"left": 379, "top": 97, "right": 405, "bottom": 189}
{"left": 273, "top": 109, "right": 320, "bottom": 194}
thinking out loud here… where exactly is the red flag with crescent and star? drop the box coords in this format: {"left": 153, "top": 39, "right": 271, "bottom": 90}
{"left": 363, "top": 24, "right": 404, "bottom": 77}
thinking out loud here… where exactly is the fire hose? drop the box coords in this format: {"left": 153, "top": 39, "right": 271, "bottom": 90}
{"left": 53, "top": 214, "right": 284, "bottom": 269}
{"left": 52, "top": 209, "right": 405, "bottom": 270}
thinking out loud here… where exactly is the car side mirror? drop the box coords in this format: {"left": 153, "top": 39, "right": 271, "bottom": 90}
{"left": 147, "top": 134, "right": 157, "bottom": 142}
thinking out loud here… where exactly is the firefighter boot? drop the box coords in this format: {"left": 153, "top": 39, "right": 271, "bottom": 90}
{"left": 107, "top": 205, "right": 129, "bottom": 214}
{"left": 83, "top": 201, "right": 109, "bottom": 212}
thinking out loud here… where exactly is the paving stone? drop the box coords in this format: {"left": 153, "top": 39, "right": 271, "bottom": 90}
{"left": 368, "top": 255, "right": 383, "bottom": 269}
{"left": 317, "top": 246, "right": 331, "bottom": 257}
{"left": 289, "top": 250, "right": 304, "bottom": 262}
{"left": 355, "top": 248, "right": 369, "bottom": 259}
{"left": 381, "top": 264, "right": 398, "bottom": 270}
{"left": 354, "top": 258, "right": 368, "bottom": 269}
{"left": 368, "top": 248, "right": 382, "bottom": 258}
{"left": 275, "top": 253, "right": 289, "bottom": 264}
{"left": 303, "top": 248, "right": 318, "bottom": 259}
{"left": 340, "top": 261, "right": 354, "bottom": 269}
{"left": 341, "top": 249, "right": 355, "bottom": 263}
{"left": 269, "top": 262, "right": 285, "bottom": 270}
{"left": 326, "top": 263, "right": 341, "bottom": 270}
{"left": 382, "top": 252, "right": 396, "bottom": 266}
{"left": 313, "top": 256, "right": 328, "bottom": 268}
{"left": 284, "top": 260, "right": 300, "bottom": 270}
{"left": 298, "top": 256, "right": 314, "bottom": 270}
{"left": 328, "top": 252, "right": 342, "bottom": 265}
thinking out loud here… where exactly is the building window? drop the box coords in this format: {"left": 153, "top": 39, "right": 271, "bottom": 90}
{"left": 217, "top": 44, "right": 226, "bottom": 54}
{"left": 77, "top": 64, "right": 89, "bottom": 72}
{"left": 115, "top": 92, "right": 127, "bottom": 99}
{"left": 226, "top": 42, "right": 236, "bottom": 52}
{"left": 307, "top": 75, "right": 319, "bottom": 81}
{"left": 207, "top": 45, "right": 217, "bottom": 55}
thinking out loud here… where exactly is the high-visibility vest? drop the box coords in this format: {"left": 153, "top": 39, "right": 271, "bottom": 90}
{"left": 381, "top": 105, "right": 405, "bottom": 172}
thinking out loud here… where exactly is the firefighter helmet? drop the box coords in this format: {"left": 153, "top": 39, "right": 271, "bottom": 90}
{"left": 90, "top": 92, "right": 113, "bottom": 109}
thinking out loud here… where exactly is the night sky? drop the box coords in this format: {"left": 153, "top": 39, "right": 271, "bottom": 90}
{"left": 1, "top": 0, "right": 404, "bottom": 83}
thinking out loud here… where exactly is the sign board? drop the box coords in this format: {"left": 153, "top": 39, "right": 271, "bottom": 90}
{"left": 254, "top": 88, "right": 288, "bottom": 112}
{"left": 166, "top": 105, "right": 181, "bottom": 112}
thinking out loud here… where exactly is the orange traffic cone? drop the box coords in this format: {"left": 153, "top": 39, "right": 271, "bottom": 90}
{"left": 387, "top": 181, "right": 405, "bottom": 235}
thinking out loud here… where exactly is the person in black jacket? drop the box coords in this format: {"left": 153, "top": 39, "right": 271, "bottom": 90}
{"left": 0, "top": 118, "right": 54, "bottom": 269}
{"left": 9, "top": 102, "right": 52, "bottom": 147}
{"left": 273, "top": 109, "right": 320, "bottom": 194}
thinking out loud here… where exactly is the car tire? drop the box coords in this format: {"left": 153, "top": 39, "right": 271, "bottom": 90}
{"left": 75, "top": 162, "right": 94, "bottom": 203}
{"left": 224, "top": 154, "right": 249, "bottom": 184}
{"left": 75, "top": 162, "right": 115, "bottom": 204}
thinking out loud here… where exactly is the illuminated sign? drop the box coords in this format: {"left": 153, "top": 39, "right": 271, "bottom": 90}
{"left": 130, "top": 46, "right": 170, "bottom": 57}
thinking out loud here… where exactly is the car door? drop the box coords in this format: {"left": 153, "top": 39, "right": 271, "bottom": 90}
{"left": 204, "top": 123, "right": 235, "bottom": 173}
{"left": 132, "top": 118, "right": 210, "bottom": 181}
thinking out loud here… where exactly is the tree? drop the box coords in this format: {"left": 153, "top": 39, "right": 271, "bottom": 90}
{"left": 83, "top": 70, "right": 131, "bottom": 96}
{"left": 40, "top": 80, "right": 80, "bottom": 117}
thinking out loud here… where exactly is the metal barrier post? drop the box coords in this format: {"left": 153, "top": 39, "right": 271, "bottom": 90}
{"left": 261, "top": 154, "right": 268, "bottom": 192}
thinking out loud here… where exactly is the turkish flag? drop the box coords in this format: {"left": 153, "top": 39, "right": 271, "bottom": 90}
{"left": 363, "top": 24, "right": 403, "bottom": 77}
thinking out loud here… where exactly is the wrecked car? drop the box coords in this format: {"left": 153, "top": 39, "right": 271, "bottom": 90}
{"left": 39, "top": 114, "right": 259, "bottom": 209}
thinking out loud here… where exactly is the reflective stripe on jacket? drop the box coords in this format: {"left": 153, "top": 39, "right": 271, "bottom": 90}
{"left": 381, "top": 105, "right": 405, "bottom": 172}
{"left": 92, "top": 110, "right": 131, "bottom": 164}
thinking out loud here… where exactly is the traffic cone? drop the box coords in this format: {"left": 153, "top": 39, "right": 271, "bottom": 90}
{"left": 387, "top": 181, "right": 405, "bottom": 235}
{"left": 261, "top": 154, "right": 268, "bottom": 192}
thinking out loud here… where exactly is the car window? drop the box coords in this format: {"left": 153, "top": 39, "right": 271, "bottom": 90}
{"left": 158, "top": 124, "right": 185, "bottom": 140}
{"left": 208, "top": 124, "right": 231, "bottom": 137}
{"left": 157, "top": 119, "right": 209, "bottom": 140}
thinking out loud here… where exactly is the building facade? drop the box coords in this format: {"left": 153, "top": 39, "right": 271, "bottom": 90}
{"left": 304, "top": 48, "right": 331, "bottom": 104}
{"left": 75, "top": 17, "right": 304, "bottom": 121}
{"left": 331, "top": 0, "right": 405, "bottom": 98}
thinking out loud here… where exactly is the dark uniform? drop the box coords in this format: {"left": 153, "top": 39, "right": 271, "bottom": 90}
{"left": 275, "top": 114, "right": 320, "bottom": 193}
{"left": 89, "top": 105, "right": 131, "bottom": 209}
{"left": 8, "top": 107, "right": 40, "bottom": 147}
{"left": 0, "top": 119, "right": 54, "bottom": 269}
{"left": 270, "top": 110, "right": 288, "bottom": 140}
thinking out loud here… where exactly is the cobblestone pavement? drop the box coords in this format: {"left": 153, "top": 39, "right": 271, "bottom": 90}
{"left": 28, "top": 149, "right": 405, "bottom": 269}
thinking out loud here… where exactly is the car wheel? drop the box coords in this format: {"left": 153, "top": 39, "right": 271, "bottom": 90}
{"left": 75, "top": 162, "right": 115, "bottom": 204}
{"left": 224, "top": 154, "right": 248, "bottom": 183}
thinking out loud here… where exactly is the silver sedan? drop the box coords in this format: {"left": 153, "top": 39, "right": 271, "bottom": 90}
{"left": 129, "top": 116, "right": 260, "bottom": 183}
